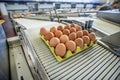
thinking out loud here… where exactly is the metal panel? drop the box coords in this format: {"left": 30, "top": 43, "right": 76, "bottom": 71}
{"left": 8, "top": 37, "right": 34, "bottom": 80}
{"left": 97, "top": 10, "right": 120, "bottom": 24}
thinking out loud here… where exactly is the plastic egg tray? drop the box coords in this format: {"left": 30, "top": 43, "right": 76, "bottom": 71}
{"left": 40, "top": 35, "right": 97, "bottom": 62}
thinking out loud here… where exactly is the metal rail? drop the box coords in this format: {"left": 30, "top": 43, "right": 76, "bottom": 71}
{"left": 19, "top": 27, "right": 50, "bottom": 80}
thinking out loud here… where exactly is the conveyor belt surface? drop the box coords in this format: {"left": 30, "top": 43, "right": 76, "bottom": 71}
{"left": 14, "top": 18, "right": 120, "bottom": 36}
{"left": 14, "top": 18, "right": 63, "bottom": 29}
{"left": 25, "top": 27, "right": 120, "bottom": 80}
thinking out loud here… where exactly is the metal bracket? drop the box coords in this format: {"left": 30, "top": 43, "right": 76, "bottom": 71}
{"left": 7, "top": 36, "right": 21, "bottom": 48}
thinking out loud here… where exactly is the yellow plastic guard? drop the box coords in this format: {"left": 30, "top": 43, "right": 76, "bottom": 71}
{"left": 40, "top": 35, "right": 97, "bottom": 62}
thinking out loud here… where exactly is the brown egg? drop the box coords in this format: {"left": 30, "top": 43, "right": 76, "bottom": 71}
{"left": 65, "top": 40, "right": 76, "bottom": 52}
{"left": 50, "top": 37, "right": 60, "bottom": 47}
{"left": 63, "top": 29, "right": 70, "bottom": 36}
{"left": 76, "top": 26, "right": 82, "bottom": 31}
{"left": 60, "top": 35, "right": 69, "bottom": 43}
{"left": 50, "top": 27, "right": 57, "bottom": 34}
{"left": 40, "top": 27, "right": 48, "bottom": 36}
{"left": 45, "top": 32, "right": 54, "bottom": 41}
{"left": 75, "top": 38, "right": 84, "bottom": 48}
{"left": 82, "top": 36, "right": 90, "bottom": 44}
{"left": 82, "top": 30, "right": 89, "bottom": 36}
{"left": 55, "top": 43, "right": 66, "bottom": 57}
{"left": 64, "top": 25, "right": 70, "bottom": 30}
{"left": 76, "top": 31, "right": 83, "bottom": 38}
{"left": 57, "top": 25, "right": 64, "bottom": 31}
{"left": 70, "top": 23, "right": 76, "bottom": 27}
{"left": 55, "top": 30, "right": 63, "bottom": 38}
{"left": 70, "top": 27, "right": 76, "bottom": 33}
{"left": 69, "top": 32, "right": 77, "bottom": 41}
{"left": 88, "top": 32, "right": 96, "bottom": 42}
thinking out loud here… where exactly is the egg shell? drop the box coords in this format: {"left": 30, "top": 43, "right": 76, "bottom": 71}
{"left": 76, "top": 31, "right": 83, "bottom": 38}
{"left": 50, "top": 37, "right": 60, "bottom": 47}
{"left": 40, "top": 27, "right": 48, "bottom": 36}
{"left": 55, "top": 43, "right": 66, "bottom": 57}
{"left": 50, "top": 27, "right": 57, "bottom": 34}
{"left": 60, "top": 35, "right": 69, "bottom": 43}
{"left": 70, "top": 23, "right": 76, "bottom": 27}
{"left": 63, "top": 29, "right": 70, "bottom": 36}
{"left": 65, "top": 40, "right": 76, "bottom": 52}
{"left": 70, "top": 27, "right": 76, "bottom": 33}
{"left": 88, "top": 32, "right": 96, "bottom": 42}
{"left": 64, "top": 25, "right": 71, "bottom": 30}
{"left": 76, "top": 26, "right": 82, "bottom": 31}
{"left": 82, "top": 30, "right": 89, "bottom": 36}
{"left": 55, "top": 30, "right": 63, "bottom": 38}
{"left": 75, "top": 38, "right": 84, "bottom": 48}
{"left": 82, "top": 36, "right": 90, "bottom": 44}
{"left": 57, "top": 25, "right": 64, "bottom": 31}
{"left": 69, "top": 32, "right": 77, "bottom": 41}
{"left": 45, "top": 32, "right": 54, "bottom": 41}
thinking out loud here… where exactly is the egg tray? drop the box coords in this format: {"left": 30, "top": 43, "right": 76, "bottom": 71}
{"left": 40, "top": 35, "right": 97, "bottom": 62}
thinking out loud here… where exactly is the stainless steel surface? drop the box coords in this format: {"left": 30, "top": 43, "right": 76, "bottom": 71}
{"left": 24, "top": 27, "right": 120, "bottom": 80}
{"left": 97, "top": 10, "right": 120, "bottom": 24}
{"left": 20, "top": 28, "right": 48, "bottom": 80}
{"left": 9, "top": 47, "right": 18, "bottom": 80}
{"left": 67, "top": 17, "right": 120, "bottom": 35}
{"left": 8, "top": 36, "right": 34, "bottom": 80}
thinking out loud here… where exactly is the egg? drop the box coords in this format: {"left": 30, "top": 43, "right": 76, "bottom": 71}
{"left": 50, "top": 37, "right": 60, "bottom": 47}
{"left": 50, "top": 27, "right": 57, "bottom": 34}
{"left": 45, "top": 32, "right": 54, "bottom": 41}
{"left": 75, "top": 38, "right": 84, "bottom": 48}
{"left": 70, "top": 23, "right": 76, "bottom": 27}
{"left": 60, "top": 35, "right": 69, "bottom": 43}
{"left": 88, "top": 32, "right": 96, "bottom": 42}
{"left": 76, "top": 26, "right": 82, "bottom": 31}
{"left": 69, "top": 32, "right": 77, "bottom": 41}
{"left": 64, "top": 25, "right": 70, "bottom": 30}
{"left": 63, "top": 29, "right": 70, "bottom": 36}
{"left": 82, "top": 36, "right": 90, "bottom": 44}
{"left": 65, "top": 40, "right": 76, "bottom": 52}
{"left": 70, "top": 27, "right": 76, "bottom": 33}
{"left": 40, "top": 27, "right": 48, "bottom": 36}
{"left": 76, "top": 31, "right": 83, "bottom": 38}
{"left": 55, "top": 43, "right": 66, "bottom": 57}
{"left": 55, "top": 30, "right": 63, "bottom": 38}
{"left": 82, "top": 30, "right": 89, "bottom": 36}
{"left": 57, "top": 25, "right": 64, "bottom": 31}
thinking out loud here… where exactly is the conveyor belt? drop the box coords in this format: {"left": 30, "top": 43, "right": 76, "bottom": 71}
{"left": 14, "top": 18, "right": 120, "bottom": 36}
{"left": 25, "top": 28, "right": 120, "bottom": 80}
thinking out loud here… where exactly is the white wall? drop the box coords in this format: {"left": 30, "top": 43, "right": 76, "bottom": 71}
{"left": 6, "top": 3, "right": 28, "bottom": 11}
{"left": 38, "top": 3, "right": 53, "bottom": 9}
{"left": 76, "top": 4, "right": 84, "bottom": 8}
{"left": 60, "top": 4, "right": 71, "bottom": 9}
{"left": 0, "top": 3, "right": 8, "bottom": 15}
